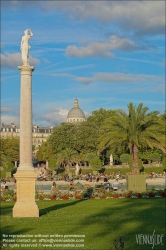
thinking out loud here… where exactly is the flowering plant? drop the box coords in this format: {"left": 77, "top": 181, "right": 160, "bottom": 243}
{"left": 1, "top": 188, "right": 166, "bottom": 202}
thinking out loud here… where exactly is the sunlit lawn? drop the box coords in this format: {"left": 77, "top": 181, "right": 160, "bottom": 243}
{"left": 1, "top": 199, "right": 165, "bottom": 250}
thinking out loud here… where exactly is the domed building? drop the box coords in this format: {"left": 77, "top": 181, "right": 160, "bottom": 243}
{"left": 67, "top": 99, "right": 86, "bottom": 123}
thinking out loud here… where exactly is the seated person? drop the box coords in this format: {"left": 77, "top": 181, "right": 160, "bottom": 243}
{"left": 1, "top": 180, "right": 8, "bottom": 192}
{"left": 51, "top": 181, "right": 56, "bottom": 189}
{"left": 112, "top": 179, "right": 120, "bottom": 191}
{"left": 1, "top": 180, "right": 7, "bottom": 189}
{"left": 103, "top": 177, "right": 108, "bottom": 182}
{"left": 42, "top": 173, "right": 48, "bottom": 181}
{"left": 51, "top": 182, "right": 57, "bottom": 193}
{"left": 70, "top": 180, "right": 74, "bottom": 191}
{"left": 89, "top": 176, "right": 92, "bottom": 182}
{"left": 103, "top": 183, "right": 110, "bottom": 191}
{"left": 96, "top": 177, "right": 100, "bottom": 183}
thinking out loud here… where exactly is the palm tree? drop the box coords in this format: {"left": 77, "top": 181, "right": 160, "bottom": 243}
{"left": 99, "top": 103, "right": 166, "bottom": 174}
{"left": 56, "top": 147, "right": 79, "bottom": 173}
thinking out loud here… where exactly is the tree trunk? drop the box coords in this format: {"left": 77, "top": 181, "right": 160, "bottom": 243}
{"left": 65, "top": 164, "right": 70, "bottom": 174}
{"left": 131, "top": 143, "right": 140, "bottom": 175}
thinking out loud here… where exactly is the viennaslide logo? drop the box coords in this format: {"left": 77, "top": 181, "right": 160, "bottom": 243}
{"left": 135, "top": 230, "right": 164, "bottom": 249}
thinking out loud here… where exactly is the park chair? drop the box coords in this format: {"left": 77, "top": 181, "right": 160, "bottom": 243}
{"left": 74, "top": 182, "right": 84, "bottom": 191}
{"left": 103, "top": 183, "right": 112, "bottom": 191}
{"left": 112, "top": 183, "right": 120, "bottom": 191}
{"left": 83, "top": 184, "right": 91, "bottom": 190}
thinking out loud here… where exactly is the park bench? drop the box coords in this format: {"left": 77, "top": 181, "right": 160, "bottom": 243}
{"left": 94, "top": 184, "right": 103, "bottom": 191}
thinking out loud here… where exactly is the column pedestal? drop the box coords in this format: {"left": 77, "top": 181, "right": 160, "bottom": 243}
{"left": 13, "top": 170, "right": 39, "bottom": 217}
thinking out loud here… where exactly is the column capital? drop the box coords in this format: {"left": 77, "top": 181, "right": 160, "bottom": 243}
{"left": 18, "top": 65, "right": 35, "bottom": 75}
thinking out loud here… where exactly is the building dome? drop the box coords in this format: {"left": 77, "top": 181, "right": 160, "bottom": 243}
{"left": 67, "top": 99, "right": 86, "bottom": 123}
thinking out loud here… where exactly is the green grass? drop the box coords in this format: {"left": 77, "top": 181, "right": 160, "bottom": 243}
{"left": 1, "top": 199, "right": 166, "bottom": 250}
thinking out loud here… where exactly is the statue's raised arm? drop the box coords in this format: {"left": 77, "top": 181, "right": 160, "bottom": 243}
{"left": 20, "top": 29, "right": 33, "bottom": 65}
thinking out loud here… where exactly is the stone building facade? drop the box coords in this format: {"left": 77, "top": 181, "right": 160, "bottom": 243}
{"left": 0, "top": 123, "right": 53, "bottom": 154}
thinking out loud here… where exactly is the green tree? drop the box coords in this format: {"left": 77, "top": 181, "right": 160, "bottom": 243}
{"left": 48, "top": 154, "right": 59, "bottom": 171}
{"left": 1, "top": 138, "right": 19, "bottom": 163}
{"left": 48, "top": 123, "right": 76, "bottom": 154}
{"left": 87, "top": 108, "right": 115, "bottom": 126}
{"left": 56, "top": 147, "right": 79, "bottom": 174}
{"left": 150, "top": 152, "right": 162, "bottom": 163}
{"left": 75, "top": 121, "right": 99, "bottom": 155}
{"left": 47, "top": 120, "right": 100, "bottom": 163}
{"left": 36, "top": 141, "right": 54, "bottom": 162}
{"left": 0, "top": 138, "right": 19, "bottom": 177}
{"left": 84, "top": 152, "right": 97, "bottom": 162}
{"left": 99, "top": 103, "right": 166, "bottom": 174}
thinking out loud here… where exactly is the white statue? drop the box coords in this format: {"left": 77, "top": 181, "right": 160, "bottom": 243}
{"left": 20, "top": 29, "right": 33, "bottom": 65}
{"left": 110, "top": 154, "right": 113, "bottom": 166}
{"left": 75, "top": 164, "right": 80, "bottom": 175}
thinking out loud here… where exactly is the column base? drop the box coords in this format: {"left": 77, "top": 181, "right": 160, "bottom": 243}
{"left": 13, "top": 201, "right": 39, "bottom": 217}
{"left": 13, "top": 169, "right": 39, "bottom": 217}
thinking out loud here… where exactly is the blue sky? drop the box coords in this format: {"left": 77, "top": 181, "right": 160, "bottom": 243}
{"left": 1, "top": 1, "right": 165, "bottom": 126}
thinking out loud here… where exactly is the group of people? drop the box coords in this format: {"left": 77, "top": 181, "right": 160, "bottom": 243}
{"left": 37, "top": 168, "right": 48, "bottom": 181}
{"left": 50, "top": 171, "right": 124, "bottom": 183}
{"left": 150, "top": 171, "right": 166, "bottom": 178}
{"left": 1, "top": 180, "right": 8, "bottom": 191}
{"left": 1, "top": 179, "right": 17, "bottom": 194}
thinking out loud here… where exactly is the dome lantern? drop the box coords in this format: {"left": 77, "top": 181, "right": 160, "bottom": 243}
{"left": 74, "top": 99, "right": 79, "bottom": 108}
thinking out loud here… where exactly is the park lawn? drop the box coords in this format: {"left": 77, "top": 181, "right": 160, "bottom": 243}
{"left": 1, "top": 199, "right": 165, "bottom": 250}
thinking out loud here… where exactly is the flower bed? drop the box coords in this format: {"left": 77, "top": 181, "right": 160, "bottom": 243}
{"left": 1, "top": 188, "right": 166, "bottom": 202}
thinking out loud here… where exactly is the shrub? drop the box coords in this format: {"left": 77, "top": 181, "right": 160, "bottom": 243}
{"left": 150, "top": 152, "right": 162, "bottom": 163}
{"left": 120, "top": 154, "right": 130, "bottom": 164}
{"left": 90, "top": 157, "right": 102, "bottom": 171}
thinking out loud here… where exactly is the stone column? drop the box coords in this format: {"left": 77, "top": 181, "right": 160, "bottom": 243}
{"left": 13, "top": 65, "right": 39, "bottom": 217}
